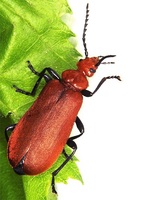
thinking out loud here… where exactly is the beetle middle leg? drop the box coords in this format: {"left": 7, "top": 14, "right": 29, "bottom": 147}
{"left": 81, "top": 75, "right": 121, "bottom": 97}
{"left": 13, "top": 61, "right": 61, "bottom": 96}
{"left": 63, "top": 116, "right": 84, "bottom": 158}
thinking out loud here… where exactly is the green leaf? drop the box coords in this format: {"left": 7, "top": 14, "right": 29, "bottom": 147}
{"left": 0, "top": 116, "right": 26, "bottom": 200}
{"left": 0, "top": 0, "right": 83, "bottom": 200}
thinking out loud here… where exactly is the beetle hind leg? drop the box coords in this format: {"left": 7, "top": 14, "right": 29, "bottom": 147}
{"left": 51, "top": 139, "right": 77, "bottom": 193}
{"left": 51, "top": 177, "right": 57, "bottom": 194}
{"left": 51, "top": 116, "right": 84, "bottom": 193}
{"left": 52, "top": 139, "right": 77, "bottom": 176}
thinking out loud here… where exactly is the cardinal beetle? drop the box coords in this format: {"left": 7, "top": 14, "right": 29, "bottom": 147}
{"left": 5, "top": 3, "right": 121, "bottom": 193}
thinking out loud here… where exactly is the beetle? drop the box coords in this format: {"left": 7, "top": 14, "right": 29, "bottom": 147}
{"left": 5, "top": 3, "right": 121, "bottom": 193}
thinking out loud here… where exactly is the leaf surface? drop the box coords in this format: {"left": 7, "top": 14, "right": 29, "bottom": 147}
{"left": 0, "top": 1, "right": 82, "bottom": 200}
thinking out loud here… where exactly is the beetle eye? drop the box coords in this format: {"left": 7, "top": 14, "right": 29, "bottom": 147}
{"left": 89, "top": 68, "right": 96, "bottom": 73}
{"left": 79, "top": 59, "right": 83, "bottom": 62}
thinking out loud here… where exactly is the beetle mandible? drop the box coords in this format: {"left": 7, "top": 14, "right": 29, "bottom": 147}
{"left": 5, "top": 3, "right": 121, "bottom": 193}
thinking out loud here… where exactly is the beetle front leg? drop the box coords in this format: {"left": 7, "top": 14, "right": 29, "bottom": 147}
{"left": 13, "top": 62, "right": 61, "bottom": 96}
{"left": 13, "top": 72, "right": 49, "bottom": 96}
{"left": 81, "top": 75, "right": 121, "bottom": 97}
{"left": 5, "top": 124, "right": 16, "bottom": 142}
{"left": 27, "top": 61, "right": 61, "bottom": 82}
{"left": 27, "top": 61, "right": 51, "bottom": 83}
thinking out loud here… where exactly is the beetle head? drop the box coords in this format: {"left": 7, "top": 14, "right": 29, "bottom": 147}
{"left": 77, "top": 55, "right": 116, "bottom": 77}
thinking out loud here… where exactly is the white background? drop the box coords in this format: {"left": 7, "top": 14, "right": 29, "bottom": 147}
{"left": 58, "top": 0, "right": 160, "bottom": 199}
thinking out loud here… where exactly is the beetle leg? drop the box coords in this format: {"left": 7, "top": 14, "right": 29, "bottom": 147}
{"left": 27, "top": 61, "right": 51, "bottom": 82}
{"left": 27, "top": 61, "right": 61, "bottom": 82}
{"left": 5, "top": 124, "right": 16, "bottom": 142}
{"left": 51, "top": 178, "right": 57, "bottom": 194}
{"left": 52, "top": 140, "right": 77, "bottom": 176}
{"left": 70, "top": 116, "right": 84, "bottom": 140}
{"left": 13, "top": 74, "right": 45, "bottom": 96}
{"left": 62, "top": 116, "right": 84, "bottom": 159}
{"left": 62, "top": 149, "right": 68, "bottom": 160}
{"left": 81, "top": 75, "right": 121, "bottom": 97}
{"left": 51, "top": 140, "right": 77, "bottom": 193}
{"left": 51, "top": 117, "right": 84, "bottom": 193}
{"left": 13, "top": 64, "right": 61, "bottom": 96}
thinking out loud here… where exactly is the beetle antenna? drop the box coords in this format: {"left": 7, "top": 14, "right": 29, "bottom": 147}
{"left": 96, "top": 55, "right": 116, "bottom": 67}
{"left": 82, "top": 3, "right": 89, "bottom": 58}
{"left": 102, "top": 62, "right": 115, "bottom": 64}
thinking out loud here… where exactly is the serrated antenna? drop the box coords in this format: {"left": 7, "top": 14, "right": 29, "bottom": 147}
{"left": 82, "top": 3, "right": 89, "bottom": 58}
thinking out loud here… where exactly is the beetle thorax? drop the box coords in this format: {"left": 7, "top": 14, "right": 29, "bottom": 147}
{"left": 62, "top": 69, "right": 88, "bottom": 91}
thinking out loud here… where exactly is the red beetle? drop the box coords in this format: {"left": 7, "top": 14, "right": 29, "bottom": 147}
{"left": 5, "top": 3, "right": 121, "bottom": 193}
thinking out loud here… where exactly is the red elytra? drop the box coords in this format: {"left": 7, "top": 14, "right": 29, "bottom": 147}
{"left": 5, "top": 3, "right": 120, "bottom": 193}
{"left": 8, "top": 80, "right": 83, "bottom": 175}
